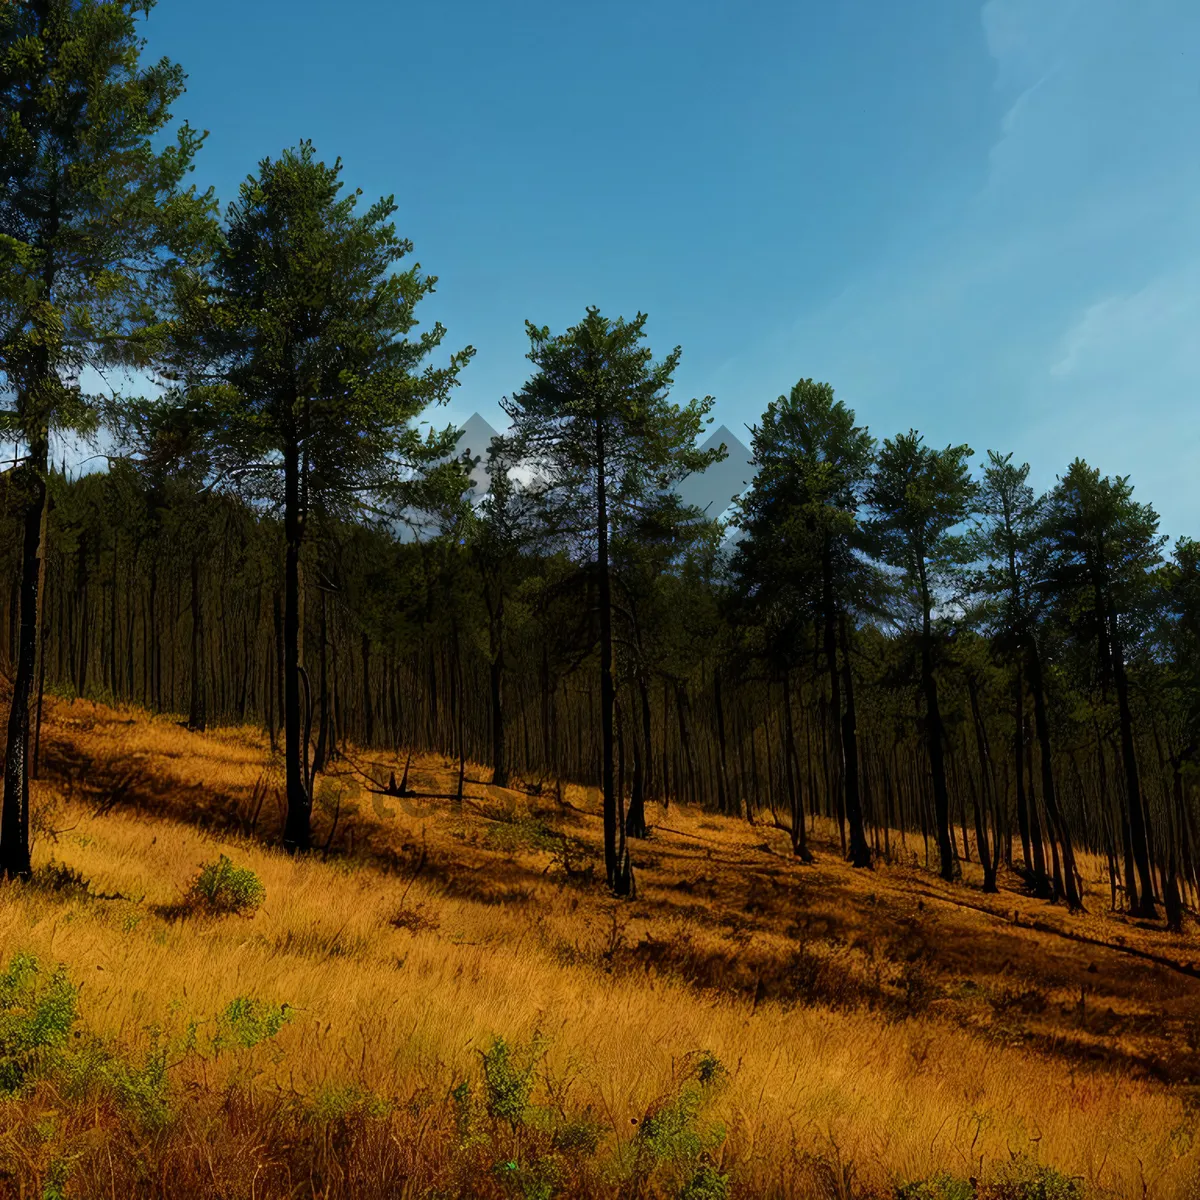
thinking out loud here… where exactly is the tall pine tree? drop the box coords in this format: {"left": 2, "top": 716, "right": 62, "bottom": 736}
{"left": 0, "top": 0, "right": 213, "bottom": 879}
{"left": 502, "top": 307, "right": 723, "bottom": 894}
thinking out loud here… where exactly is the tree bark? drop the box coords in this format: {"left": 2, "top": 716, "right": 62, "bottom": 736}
{"left": 282, "top": 438, "right": 311, "bottom": 853}
{"left": 187, "top": 550, "right": 206, "bottom": 732}
{"left": 838, "top": 612, "right": 870, "bottom": 866}
{"left": 1110, "top": 606, "right": 1156, "bottom": 917}
{"left": 1027, "top": 642, "right": 1081, "bottom": 908}
{"left": 1, "top": 434, "right": 48, "bottom": 880}
{"left": 596, "top": 420, "right": 630, "bottom": 894}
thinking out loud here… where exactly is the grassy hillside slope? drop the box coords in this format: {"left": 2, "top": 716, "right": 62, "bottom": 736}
{"left": 1, "top": 696, "right": 1198, "bottom": 1198}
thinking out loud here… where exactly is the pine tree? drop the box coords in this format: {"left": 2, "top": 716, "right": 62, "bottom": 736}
{"left": 1043, "top": 460, "right": 1165, "bottom": 917}
{"left": 976, "top": 451, "right": 1081, "bottom": 908}
{"left": 0, "top": 0, "right": 213, "bottom": 879}
{"left": 187, "top": 143, "right": 472, "bottom": 853}
{"left": 502, "top": 307, "right": 724, "bottom": 894}
{"left": 868, "top": 432, "right": 977, "bottom": 882}
{"left": 731, "top": 380, "right": 880, "bottom": 867}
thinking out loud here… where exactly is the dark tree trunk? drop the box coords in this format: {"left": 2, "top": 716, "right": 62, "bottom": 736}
{"left": 917, "top": 557, "right": 954, "bottom": 881}
{"left": 75, "top": 532, "right": 88, "bottom": 698}
{"left": 0, "top": 435, "right": 48, "bottom": 881}
{"left": 838, "top": 612, "right": 870, "bottom": 867}
{"left": 187, "top": 551, "right": 207, "bottom": 732}
{"left": 108, "top": 533, "right": 120, "bottom": 697}
{"left": 1014, "top": 667, "right": 1035, "bottom": 877}
{"left": 625, "top": 675, "right": 650, "bottom": 838}
{"left": 713, "top": 665, "right": 734, "bottom": 817}
{"left": 1027, "top": 642, "right": 1081, "bottom": 908}
{"left": 361, "top": 630, "right": 374, "bottom": 748}
{"left": 149, "top": 558, "right": 161, "bottom": 711}
{"left": 966, "top": 675, "right": 1000, "bottom": 892}
{"left": 313, "top": 588, "right": 329, "bottom": 775}
{"left": 596, "top": 423, "right": 630, "bottom": 894}
{"left": 282, "top": 441, "right": 311, "bottom": 854}
{"left": 782, "top": 671, "right": 813, "bottom": 863}
{"left": 488, "top": 589, "right": 507, "bottom": 788}
{"left": 1110, "top": 610, "right": 1156, "bottom": 918}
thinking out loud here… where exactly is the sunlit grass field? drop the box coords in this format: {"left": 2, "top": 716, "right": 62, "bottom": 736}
{"left": 1, "top": 696, "right": 1198, "bottom": 1198}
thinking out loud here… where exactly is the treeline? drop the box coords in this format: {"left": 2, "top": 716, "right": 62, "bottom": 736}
{"left": 1, "top": 2, "right": 1198, "bottom": 933}
{"left": 3, "top": 413, "right": 1200, "bottom": 931}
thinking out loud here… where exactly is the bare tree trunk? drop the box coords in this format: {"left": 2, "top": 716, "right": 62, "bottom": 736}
{"left": 782, "top": 671, "right": 813, "bottom": 863}
{"left": 282, "top": 439, "right": 311, "bottom": 854}
{"left": 187, "top": 551, "right": 207, "bottom": 732}
{"left": 1, "top": 432, "right": 48, "bottom": 881}
{"left": 838, "top": 613, "right": 870, "bottom": 867}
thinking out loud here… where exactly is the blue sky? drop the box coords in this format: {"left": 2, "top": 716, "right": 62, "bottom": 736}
{"left": 141, "top": 0, "right": 1200, "bottom": 535}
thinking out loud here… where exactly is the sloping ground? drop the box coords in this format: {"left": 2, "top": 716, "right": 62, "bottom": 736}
{"left": 0, "top": 695, "right": 1198, "bottom": 1198}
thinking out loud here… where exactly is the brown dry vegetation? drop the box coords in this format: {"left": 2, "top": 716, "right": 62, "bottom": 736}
{"left": 2, "top": 695, "right": 1199, "bottom": 1198}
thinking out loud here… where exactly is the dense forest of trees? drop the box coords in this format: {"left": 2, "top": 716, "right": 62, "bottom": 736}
{"left": 2, "top": 1, "right": 1199, "bottom": 936}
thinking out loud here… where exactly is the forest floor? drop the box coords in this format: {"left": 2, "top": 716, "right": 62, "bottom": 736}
{"left": 1, "top": 695, "right": 1199, "bottom": 1198}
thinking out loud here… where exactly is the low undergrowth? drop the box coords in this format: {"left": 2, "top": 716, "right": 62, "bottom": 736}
{"left": 0, "top": 951, "right": 1101, "bottom": 1199}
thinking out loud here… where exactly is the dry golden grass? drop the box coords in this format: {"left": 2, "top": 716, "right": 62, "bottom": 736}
{"left": 1, "top": 695, "right": 1198, "bottom": 1198}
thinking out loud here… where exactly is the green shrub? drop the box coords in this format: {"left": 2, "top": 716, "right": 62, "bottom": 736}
{"left": 896, "top": 1159, "right": 1082, "bottom": 1200}
{"left": 95, "top": 1038, "right": 174, "bottom": 1131}
{"left": 551, "top": 1113, "right": 604, "bottom": 1157}
{"left": 680, "top": 1164, "right": 730, "bottom": 1200}
{"left": 627, "top": 1054, "right": 728, "bottom": 1197}
{"left": 187, "top": 855, "right": 265, "bottom": 915}
{"left": 637, "top": 1087, "right": 710, "bottom": 1164}
{"left": 41, "top": 1155, "right": 75, "bottom": 1200}
{"left": 451, "top": 1078, "right": 480, "bottom": 1145}
{"left": 694, "top": 1050, "right": 726, "bottom": 1087}
{"left": 211, "top": 996, "right": 290, "bottom": 1054}
{"left": 982, "top": 1156, "right": 1081, "bottom": 1200}
{"left": 484, "top": 817, "right": 561, "bottom": 854}
{"left": 0, "top": 953, "right": 79, "bottom": 1094}
{"left": 896, "top": 1172, "right": 975, "bottom": 1200}
{"left": 482, "top": 1034, "right": 545, "bottom": 1129}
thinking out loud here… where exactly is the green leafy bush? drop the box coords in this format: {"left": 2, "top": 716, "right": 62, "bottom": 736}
{"left": 187, "top": 855, "right": 265, "bottom": 915}
{"left": 0, "top": 953, "right": 79, "bottom": 1094}
{"left": 628, "top": 1052, "right": 728, "bottom": 1196}
{"left": 897, "top": 1172, "right": 975, "bottom": 1200}
{"left": 551, "top": 1114, "right": 604, "bottom": 1157}
{"left": 983, "top": 1156, "right": 1081, "bottom": 1200}
{"left": 680, "top": 1163, "right": 730, "bottom": 1200}
{"left": 896, "top": 1159, "right": 1083, "bottom": 1200}
{"left": 482, "top": 1034, "right": 545, "bottom": 1129}
{"left": 211, "top": 996, "right": 290, "bottom": 1053}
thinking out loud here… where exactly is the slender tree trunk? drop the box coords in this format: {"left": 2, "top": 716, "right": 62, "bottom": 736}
{"left": 625, "top": 674, "right": 650, "bottom": 838}
{"left": 149, "top": 558, "right": 160, "bottom": 710}
{"left": 361, "top": 629, "right": 374, "bottom": 748}
{"left": 917, "top": 559, "right": 954, "bottom": 881}
{"left": 313, "top": 588, "right": 329, "bottom": 775}
{"left": 1, "top": 431, "right": 48, "bottom": 881}
{"left": 282, "top": 441, "right": 311, "bottom": 853}
{"left": 838, "top": 612, "right": 870, "bottom": 867}
{"left": 1110, "top": 611, "right": 1156, "bottom": 918}
{"left": 489, "top": 589, "right": 507, "bottom": 787}
{"left": 1027, "top": 642, "right": 1081, "bottom": 908}
{"left": 713, "top": 665, "right": 735, "bottom": 818}
{"left": 187, "top": 550, "right": 207, "bottom": 732}
{"left": 966, "top": 675, "right": 999, "bottom": 892}
{"left": 596, "top": 422, "right": 630, "bottom": 894}
{"left": 782, "top": 671, "right": 813, "bottom": 862}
